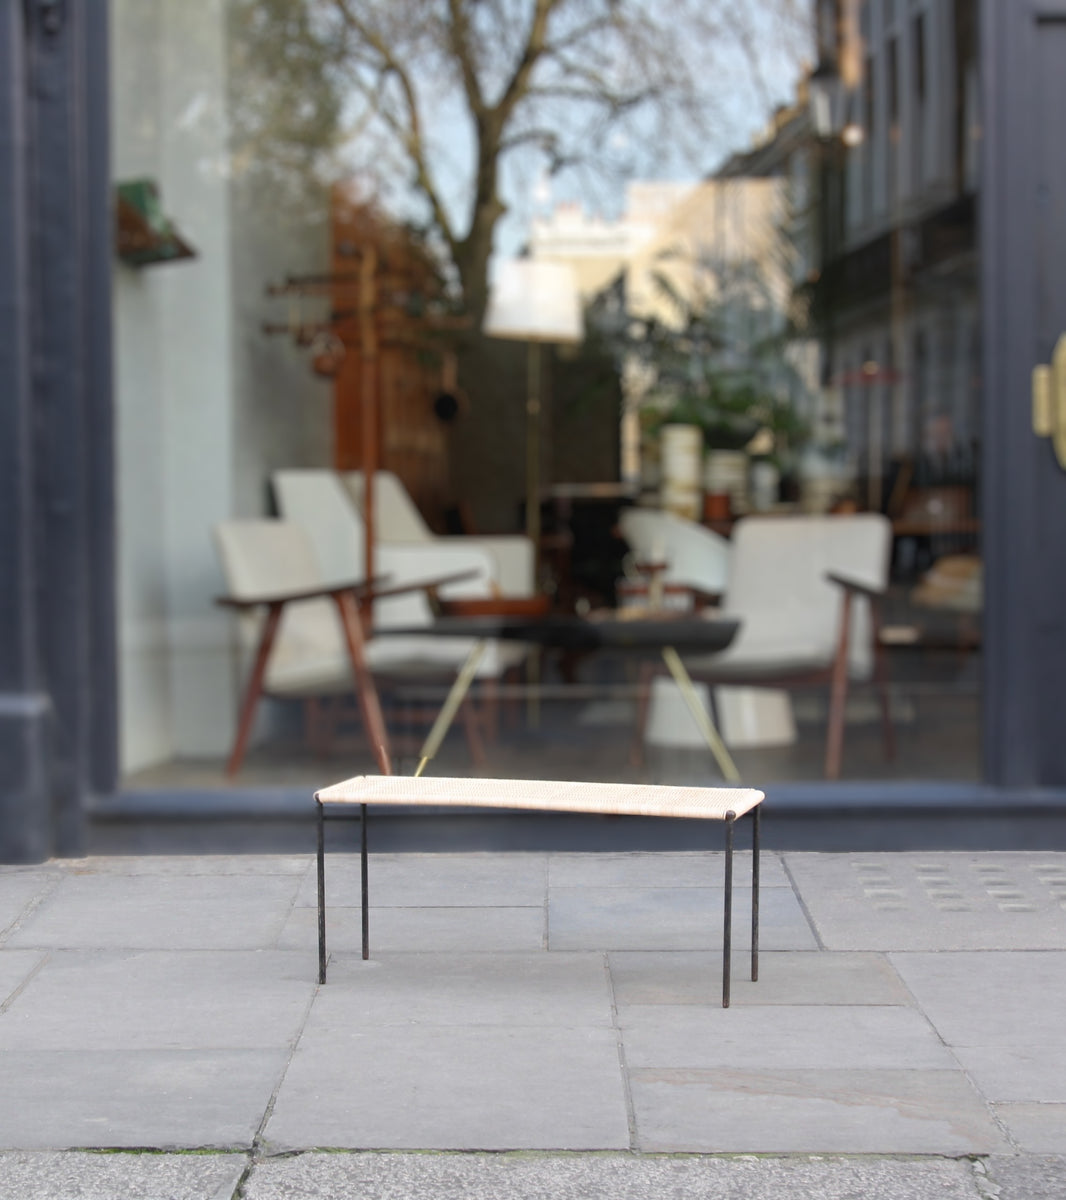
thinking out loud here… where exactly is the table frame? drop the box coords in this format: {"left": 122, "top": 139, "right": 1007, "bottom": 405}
{"left": 315, "top": 793, "right": 760, "bottom": 1008}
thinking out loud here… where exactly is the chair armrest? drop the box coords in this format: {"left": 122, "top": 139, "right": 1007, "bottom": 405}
{"left": 215, "top": 575, "right": 390, "bottom": 609}
{"left": 824, "top": 571, "right": 886, "bottom": 601}
{"left": 364, "top": 569, "right": 480, "bottom": 606}
{"left": 443, "top": 534, "right": 535, "bottom": 596}
{"left": 370, "top": 544, "right": 498, "bottom": 630}
{"left": 376, "top": 542, "right": 498, "bottom": 596}
{"left": 216, "top": 569, "right": 478, "bottom": 616}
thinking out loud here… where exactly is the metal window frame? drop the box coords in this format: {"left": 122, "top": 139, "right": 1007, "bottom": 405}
{"left": 979, "top": 0, "right": 1066, "bottom": 787}
{"left": 0, "top": 0, "right": 115, "bottom": 860}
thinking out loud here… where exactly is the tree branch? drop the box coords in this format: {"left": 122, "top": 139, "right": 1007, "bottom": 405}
{"left": 521, "top": 80, "right": 661, "bottom": 115}
{"left": 494, "top": 0, "right": 561, "bottom": 126}
{"left": 332, "top": 0, "right": 458, "bottom": 254}
{"left": 446, "top": 0, "right": 485, "bottom": 117}
{"left": 542, "top": 12, "right": 616, "bottom": 58}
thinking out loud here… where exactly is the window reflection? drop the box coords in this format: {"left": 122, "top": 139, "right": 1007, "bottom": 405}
{"left": 111, "top": 0, "right": 980, "bottom": 790}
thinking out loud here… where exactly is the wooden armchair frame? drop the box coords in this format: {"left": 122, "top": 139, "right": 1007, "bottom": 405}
{"left": 633, "top": 571, "right": 895, "bottom": 780}
{"left": 217, "top": 569, "right": 478, "bottom": 778}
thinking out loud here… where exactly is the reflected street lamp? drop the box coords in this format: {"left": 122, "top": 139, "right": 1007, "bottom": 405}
{"left": 483, "top": 259, "right": 583, "bottom": 553}
{"left": 808, "top": 63, "right": 842, "bottom": 140}
{"left": 809, "top": 62, "right": 864, "bottom": 146}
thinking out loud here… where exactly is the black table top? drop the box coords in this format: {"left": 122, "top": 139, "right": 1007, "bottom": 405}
{"left": 374, "top": 613, "right": 740, "bottom": 654}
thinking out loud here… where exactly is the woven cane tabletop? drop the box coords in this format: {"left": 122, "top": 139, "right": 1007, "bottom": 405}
{"left": 315, "top": 775, "right": 763, "bottom": 821}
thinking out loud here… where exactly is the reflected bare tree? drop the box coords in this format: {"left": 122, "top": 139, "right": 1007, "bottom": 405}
{"left": 228, "top": 0, "right": 810, "bottom": 321}
{"left": 228, "top": 0, "right": 352, "bottom": 217}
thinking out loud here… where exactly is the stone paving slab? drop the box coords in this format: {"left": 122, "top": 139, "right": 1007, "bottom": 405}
{"left": 0, "top": 1151, "right": 247, "bottom": 1200}
{"left": 628, "top": 1068, "right": 1010, "bottom": 1154}
{"left": 785, "top": 853, "right": 1066, "bottom": 950}
{"left": 891, "top": 952, "right": 1066, "bottom": 1103}
{"left": 57, "top": 855, "right": 310, "bottom": 876}
{"left": 265, "top": 1024, "right": 630, "bottom": 1151}
{"left": 0, "top": 870, "right": 59, "bottom": 936}
{"left": 983, "top": 1156, "right": 1066, "bottom": 1200}
{"left": 548, "top": 851, "right": 789, "bottom": 889}
{"left": 890, "top": 951, "right": 1066, "bottom": 1046}
{"left": 314, "top": 951, "right": 612, "bottom": 1026}
{"left": 0, "top": 950, "right": 314, "bottom": 1050}
{"left": 0, "top": 1049, "right": 286, "bottom": 1149}
{"left": 281, "top": 903, "right": 545, "bottom": 954}
{"left": 951, "top": 1044, "right": 1066, "bottom": 1104}
{"left": 242, "top": 1151, "right": 983, "bottom": 1199}
{"left": 5, "top": 874, "right": 302, "bottom": 951}
{"left": 3, "top": 849, "right": 1066, "bottom": 1165}
{"left": 299, "top": 852, "right": 548, "bottom": 908}
{"left": 993, "top": 1106, "right": 1066, "bottom": 1153}
{"left": 619, "top": 1005, "right": 955, "bottom": 1070}
{"left": 608, "top": 950, "right": 911, "bottom": 1006}
{"left": 0, "top": 949, "right": 46, "bottom": 1005}
{"left": 548, "top": 886, "right": 816, "bottom": 951}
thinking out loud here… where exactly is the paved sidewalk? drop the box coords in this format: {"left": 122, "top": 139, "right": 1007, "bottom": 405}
{"left": 2, "top": 848, "right": 1066, "bottom": 1197}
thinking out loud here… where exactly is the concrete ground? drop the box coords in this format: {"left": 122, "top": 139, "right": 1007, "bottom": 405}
{"left": 2, "top": 845, "right": 1066, "bottom": 1197}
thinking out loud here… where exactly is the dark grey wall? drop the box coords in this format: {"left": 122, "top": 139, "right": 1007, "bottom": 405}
{"left": 0, "top": 0, "right": 116, "bottom": 861}
{"left": 980, "top": 0, "right": 1066, "bottom": 786}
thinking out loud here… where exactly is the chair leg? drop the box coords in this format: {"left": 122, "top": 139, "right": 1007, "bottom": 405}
{"left": 226, "top": 601, "right": 284, "bottom": 778}
{"left": 824, "top": 590, "right": 854, "bottom": 780}
{"left": 526, "top": 646, "right": 542, "bottom": 729}
{"left": 482, "top": 675, "right": 500, "bottom": 744}
{"left": 504, "top": 664, "right": 522, "bottom": 730}
{"left": 414, "top": 640, "right": 488, "bottom": 777}
{"left": 460, "top": 696, "right": 487, "bottom": 766}
{"left": 661, "top": 647, "right": 740, "bottom": 783}
{"left": 334, "top": 591, "right": 392, "bottom": 776}
{"left": 630, "top": 660, "right": 656, "bottom": 768}
{"left": 870, "top": 602, "right": 896, "bottom": 762}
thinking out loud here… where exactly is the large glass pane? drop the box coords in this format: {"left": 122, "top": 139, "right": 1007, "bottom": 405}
{"left": 111, "top": 0, "right": 980, "bottom": 790}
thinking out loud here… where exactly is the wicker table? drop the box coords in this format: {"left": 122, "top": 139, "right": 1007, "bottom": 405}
{"left": 314, "top": 774, "right": 763, "bottom": 1007}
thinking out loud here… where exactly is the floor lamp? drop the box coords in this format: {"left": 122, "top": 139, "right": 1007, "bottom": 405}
{"left": 483, "top": 259, "right": 583, "bottom": 555}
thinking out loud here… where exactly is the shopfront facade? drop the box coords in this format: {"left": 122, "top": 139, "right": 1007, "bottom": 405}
{"left": 3, "top": 0, "right": 1066, "bottom": 861}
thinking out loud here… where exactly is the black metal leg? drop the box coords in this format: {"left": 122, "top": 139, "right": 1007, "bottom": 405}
{"left": 361, "top": 802, "right": 370, "bottom": 961}
{"left": 751, "top": 804, "right": 760, "bottom": 983}
{"left": 723, "top": 811, "right": 735, "bottom": 1008}
{"left": 317, "top": 800, "right": 327, "bottom": 984}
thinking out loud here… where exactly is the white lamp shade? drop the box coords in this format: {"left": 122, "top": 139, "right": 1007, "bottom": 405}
{"left": 483, "top": 258, "right": 583, "bottom": 344}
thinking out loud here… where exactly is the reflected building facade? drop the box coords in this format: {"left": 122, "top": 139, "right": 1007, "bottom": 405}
{"left": 811, "top": 0, "right": 980, "bottom": 557}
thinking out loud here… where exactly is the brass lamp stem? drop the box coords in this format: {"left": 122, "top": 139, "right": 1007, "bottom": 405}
{"left": 526, "top": 340, "right": 542, "bottom": 550}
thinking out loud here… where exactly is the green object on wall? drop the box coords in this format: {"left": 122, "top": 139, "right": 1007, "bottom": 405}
{"left": 115, "top": 178, "right": 196, "bottom": 266}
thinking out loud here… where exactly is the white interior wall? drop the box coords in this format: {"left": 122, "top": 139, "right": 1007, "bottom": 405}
{"left": 228, "top": 178, "right": 333, "bottom": 520}
{"left": 112, "top": 0, "right": 180, "bottom": 774}
{"left": 113, "top": 0, "right": 237, "bottom": 772}
{"left": 158, "top": 1, "right": 239, "bottom": 761}
{"left": 113, "top": 0, "right": 335, "bottom": 774}
{"left": 113, "top": 121, "right": 175, "bottom": 773}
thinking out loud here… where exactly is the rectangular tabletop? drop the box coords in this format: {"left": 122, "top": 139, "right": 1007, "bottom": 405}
{"left": 315, "top": 774, "right": 764, "bottom": 821}
{"left": 372, "top": 614, "right": 740, "bottom": 654}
